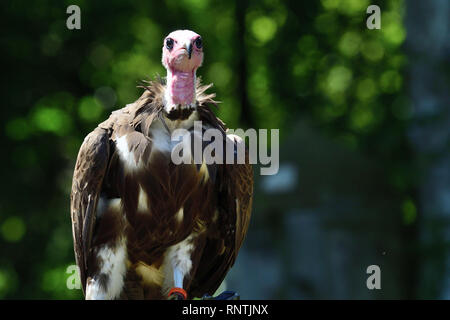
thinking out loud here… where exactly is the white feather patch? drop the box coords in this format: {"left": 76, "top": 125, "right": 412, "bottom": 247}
{"left": 199, "top": 160, "right": 209, "bottom": 183}
{"left": 86, "top": 238, "right": 128, "bottom": 300}
{"left": 96, "top": 197, "right": 121, "bottom": 219}
{"left": 86, "top": 278, "right": 105, "bottom": 300}
{"left": 227, "top": 133, "right": 243, "bottom": 144}
{"left": 175, "top": 207, "right": 184, "bottom": 223}
{"left": 116, "top": 135, "right": 140, "bottom": 170}
{"left": 150, "top": 121, "right": 172, "bottom": 155}
{"left": 137, "top": 186, "right": 149, "bottom": 212}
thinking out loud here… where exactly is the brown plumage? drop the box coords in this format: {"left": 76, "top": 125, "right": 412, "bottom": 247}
{"left": 70, "top": 77, "right": 253, "bottom": 299}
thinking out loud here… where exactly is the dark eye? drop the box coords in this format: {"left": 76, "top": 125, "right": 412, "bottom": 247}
{"left": 166, "top": 38, "right": 174, "bottom": 50}
{"left": 194, "top": 37, "right": 202, "bottom": 49}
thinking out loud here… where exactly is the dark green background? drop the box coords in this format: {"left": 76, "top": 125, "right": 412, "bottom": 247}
{"left": 1, "top": 0, "right": 449, "bottom": 299}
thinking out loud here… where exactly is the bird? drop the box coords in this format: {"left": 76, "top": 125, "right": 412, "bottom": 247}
{"left": 70, "top": 29, "right": 253, "bottom": 300}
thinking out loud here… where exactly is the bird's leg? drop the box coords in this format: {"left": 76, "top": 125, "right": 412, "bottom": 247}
{"left": 162, "top": 233, "right": 203, "bottom": 300}
{"left": 166, "top": 265, "right": 189, "bottom": 300}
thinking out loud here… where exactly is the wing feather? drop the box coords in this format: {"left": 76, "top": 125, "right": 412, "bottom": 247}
{"left": 70, "top": 127, "right": 110, "bottom": 293}
{"left": 191, "top": 136, "right": 253, "bottom": 297}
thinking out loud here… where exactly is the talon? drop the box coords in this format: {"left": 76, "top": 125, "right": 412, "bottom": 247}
{"left": 168, "top": 287, "right": 188, "bottom": 300}
{"left": 202, "top": 291, "right": 240, "bottom": 300}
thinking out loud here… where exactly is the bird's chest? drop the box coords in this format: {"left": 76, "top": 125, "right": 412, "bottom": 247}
{"left": 108, "top": 112, "right": 217, "bottom": 250}
{"left": 114, "top": 111, "right": 201, "bottom": 168}
{"left": 146, "top": 110, "right": 200, "bottom": 158}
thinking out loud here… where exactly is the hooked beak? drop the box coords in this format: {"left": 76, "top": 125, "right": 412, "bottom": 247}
{"left": 187, "top": 43, "right": 193, "bottom": 59}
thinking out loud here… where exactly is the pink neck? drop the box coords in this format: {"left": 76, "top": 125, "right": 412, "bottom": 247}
{"left": 166, "top": 69, "right": 196, "bottom": 106}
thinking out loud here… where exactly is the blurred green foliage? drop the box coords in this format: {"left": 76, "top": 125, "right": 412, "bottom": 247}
{"left": 0, "top": 0, "right": 414, "bottom": 298}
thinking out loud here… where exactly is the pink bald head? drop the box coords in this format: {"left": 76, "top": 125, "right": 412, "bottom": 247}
{"left": 162, "top": 30, "right": 203, "bottom": 73}
{"left": 162, "top": 30, "right": 204, "bottom": 109}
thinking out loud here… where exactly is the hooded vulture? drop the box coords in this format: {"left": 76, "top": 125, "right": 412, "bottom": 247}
{"left": 70, "top": 29, "right": 253, "bottom": 299}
